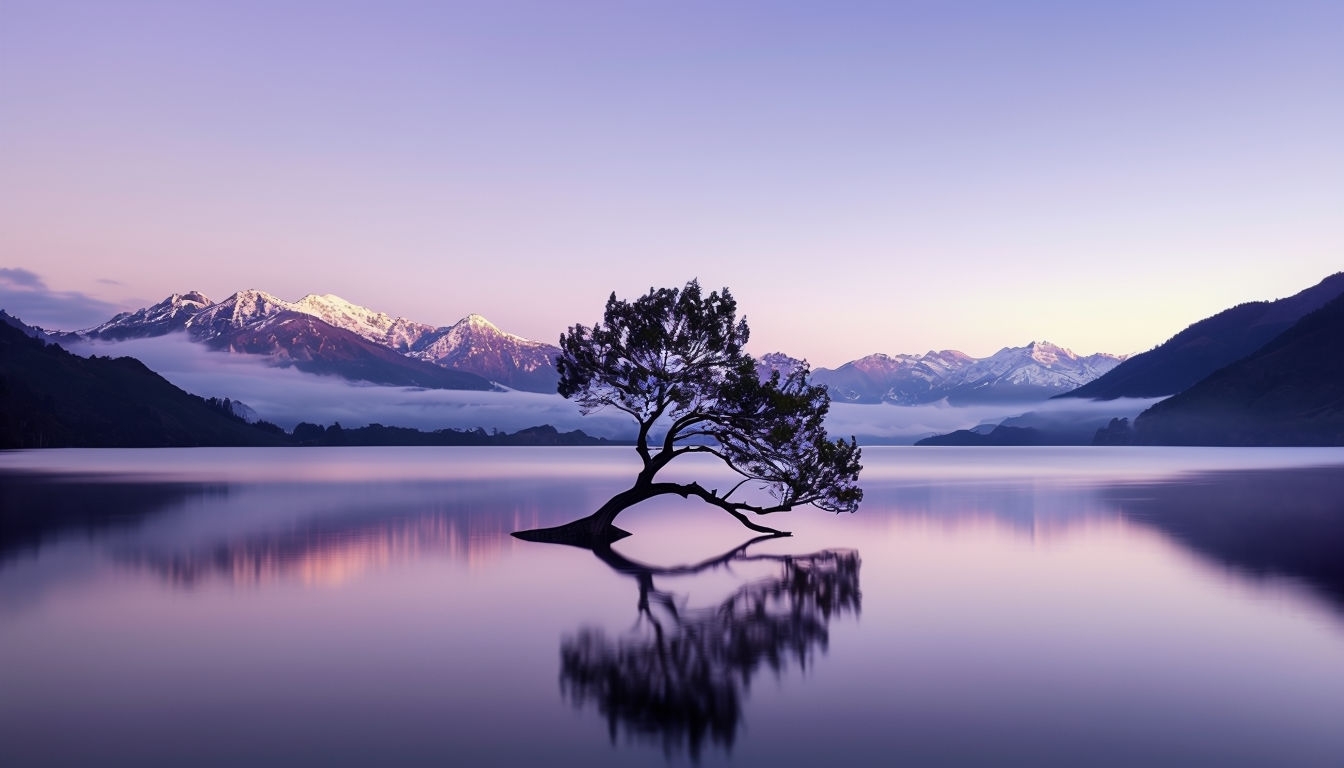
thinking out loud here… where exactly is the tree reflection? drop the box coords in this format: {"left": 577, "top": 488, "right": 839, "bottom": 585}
{"left": 560, "top": 540, "right": 860, "bottom": 760}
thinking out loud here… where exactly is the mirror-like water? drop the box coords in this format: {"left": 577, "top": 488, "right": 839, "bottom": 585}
{"left": 2, "top": 446, "right": 1343, "bottom": 766}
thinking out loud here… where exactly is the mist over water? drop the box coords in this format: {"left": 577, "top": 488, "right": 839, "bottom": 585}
{"left": 63, "top": 335, "right": 1157, "bottom": 443}
{"left": 826, "top": 397, "right": 1161, "bottom": 443}
{"left": 64, "top": 335, "right": 632, "bottom": 437}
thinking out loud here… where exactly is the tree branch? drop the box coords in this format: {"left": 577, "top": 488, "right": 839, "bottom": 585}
{"left": 643, "top": 482, "right": 795, "bottom": 534}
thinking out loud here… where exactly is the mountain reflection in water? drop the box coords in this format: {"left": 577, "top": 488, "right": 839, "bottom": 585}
{"left": 0, "top": 474, "right": 222, "bottom": 563}
{"left": 560, "top": 542, "right": 861, "bottom": 760}
{"left": 1, "top": 470, "right": 605, "bottom": 587}
{"left": 1103, "top": 466, "right": 1344, "bottom": 614}
{"left": 119, "top": 511, "right": 500, "bottom": 587}
{"left": 1, "top": 448, "right": 1342, "bottom": 766}
{"left": 5, "top": 460, "right": 1343, "bottom": 618}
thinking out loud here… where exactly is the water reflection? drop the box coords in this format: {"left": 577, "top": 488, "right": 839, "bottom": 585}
{"left": 1103, "top": 466, "right": 1344, "bottom": 614}
{"left": 1, "top": 449, "right": 1343, "bottom": 765}
{"left": 0, "top": 473, "right": 221, "bottom": 563}
{"left": 560, "top": 540, "right": 861, "bottom": 761}
{"left": 119, "top": 510, "right": 503, "bottom": 587}
{"left": 866, "top": 479, "right": 1118, "bottom": 538}
{"left": 0, "top": 470, "right": 608, "bottom": 589}
{"left": 855, "top": 466, "right": 1344, "bottom": 620}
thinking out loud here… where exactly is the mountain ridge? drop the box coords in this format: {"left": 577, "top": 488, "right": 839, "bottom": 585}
{"left": 0, "top": 317, "right": 289, "bottom": 448}
{"left": 1059, "top": 272, "right": 1344, "bottom": 400}
{"left": 809, "top": 341, "right": 1123, "bottom": 405}
{"left": 1132, "top": 291, "right": 1344, "bottom": 445}
{"left": 61, "top": 289, "right": 559, "bottom": 393}
{"left": 55, "top": 289, "right": 1131, "bottom": 403}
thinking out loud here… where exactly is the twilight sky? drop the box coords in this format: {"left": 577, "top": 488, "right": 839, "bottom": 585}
{"left": 2, "top": 0, "right": 1341, "bottom": 366}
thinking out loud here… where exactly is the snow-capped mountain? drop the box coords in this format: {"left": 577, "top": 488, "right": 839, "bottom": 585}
{"left": 77, "top": 291, "right": 213, "bottom": 340}
{"left": 411, "top": 314, "right": 559, "bottom": 393}
{"left": 945, "top": 341, "right": 1125, "bottom": 403}
{"left": 811, "top": 342, "right": 1122, "bottom": 404}
{"left": 65, "top": 289, "right": 559, "bottom": 393}
{"left": 186, "top": 289, "right": 293, "bottom": 338}
{"left": 755, "top": 352, "right": 809, "bottom": 380}
{"left": 209, "top": 311, "right": 494, "bottom": 391}
{"left": 290, "top": 293, "right": 436, "bottom": 351}
{"left": 62, "top": 290, "right": 1115, "bottom": 402}
{"left": 812, "top": 350, "right": 976, "bottom": 404}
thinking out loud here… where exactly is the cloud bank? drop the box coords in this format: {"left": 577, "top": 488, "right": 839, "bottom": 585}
{"left": 0, "top": 268, "right": 125, "bottom": 330}
{"left": 62, "top": 334, "right": 1160, "bottom": 444}
{"left": 826, "top": 397, "right": 1164, "bottom": 444}
{"left": 65, "top": 334, "right": 635, "bottom": 438}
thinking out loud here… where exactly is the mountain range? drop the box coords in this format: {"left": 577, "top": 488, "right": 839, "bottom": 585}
{"left": 916, "top": 272, "right": 1344, "bottom": 446}
{"left": 810, "top": 341, "right": 1124, "bottom": 405}
{"left": 60, "top": 289, "right": 559, "bottom": 393}
{"left": 7, "top": 269, "right": 1343, "bottom": 446}
{"left": 56, "top": 290, "right": 1124, "bottom": 404}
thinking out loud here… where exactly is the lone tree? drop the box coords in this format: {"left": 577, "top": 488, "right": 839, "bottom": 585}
{"left": 513, "top": 280, "right": 862, "bottom": 545}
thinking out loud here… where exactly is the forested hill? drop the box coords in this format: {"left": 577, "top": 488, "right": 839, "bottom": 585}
{"left": 0, "top": 317, "right": 288, "bottom": 448}
{"left": 1133, "top": 292, "right": 1344, "bottom": 446}
{"left": 1060, "top": 272, "right": 1344, "bottom": 400}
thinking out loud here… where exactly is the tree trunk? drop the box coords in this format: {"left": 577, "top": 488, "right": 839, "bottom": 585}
{"left": 512, "top": 480, "right": 791, "bottom": 547}
{"left": 510, "top": 485, "right": 654, "bottom": 546}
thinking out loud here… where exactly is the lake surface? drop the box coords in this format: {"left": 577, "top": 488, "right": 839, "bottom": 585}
{"left": 3, "top": 446, "right": 1343, "bottom": 767}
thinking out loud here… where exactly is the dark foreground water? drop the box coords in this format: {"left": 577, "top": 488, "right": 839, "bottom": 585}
{"left": 2, "top": 446, "right": 1343, "bottom": 767}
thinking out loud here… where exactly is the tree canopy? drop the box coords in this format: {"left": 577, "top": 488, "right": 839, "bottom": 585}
{"left": 519, "top": 280, "right": 861, "bottom": 543}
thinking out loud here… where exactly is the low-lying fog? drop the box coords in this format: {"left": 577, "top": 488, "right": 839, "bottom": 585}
{"left": 67, "top": 335, "right": 1161, "bottom": 444}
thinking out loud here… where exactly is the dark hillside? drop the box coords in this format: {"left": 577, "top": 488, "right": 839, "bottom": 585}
{"left": 1060, "top": 273, "right": 1344, "bottom": 399}
{"left": 1133, "top": 292, "right": 1344, "bottom": 445}
{"left": 0, "top": 318, "right": 287, "bottom": 448}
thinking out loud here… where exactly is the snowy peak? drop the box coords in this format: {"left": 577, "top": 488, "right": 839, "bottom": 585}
{"left": 410, "top": 313, "right": 560, "bottom": 392}
{"left": 290, "top": 293, "right": 434, "bottom": 351}
{"left": 847, "top": 349, "right": 973, "bottom": 376}
{"left": 814, "top": 341, "right": 1123, "bottom": 404}
{"left": 79, "top": 291, "right": 215, "bottom": 340}
{"left": 451, "top": 313, "right": 527, "bottom": 342}
{"left": 756, "top": 352, "right": 807, "bottom": 380}
{"left": 1025, "top": 340, "right": 1066, "bottom": 365}
{"left": 463, "top": 313, "right": 496, "bottom": 328}
{"left": 958, "top": 341, "right": 1123, "bottom": 392}
{"left": 187, "top": 289, "right": 439, "bottom": 351}
{"left": 413, "top": 314, "right": 538, "bottom": 363}
{"left": 292, "top": 293, "right": 387, "bottom": 325}
{"left": 64, "top": 286, "right": 560, "bottom": 393}
{"left": 811, "top": 349, "right": 981, "bottom": 404}
{"left": 187, "top": 289, "right": 293, "bottom": 333}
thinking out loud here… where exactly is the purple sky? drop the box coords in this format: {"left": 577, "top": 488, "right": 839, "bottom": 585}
{"left": 2, "top": 1, "right": 1341, "bottom": 365}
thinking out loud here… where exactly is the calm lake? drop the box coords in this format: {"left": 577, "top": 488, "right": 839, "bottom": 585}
{"left": 2, "top": 446, "right": 1343, "bottom": 767}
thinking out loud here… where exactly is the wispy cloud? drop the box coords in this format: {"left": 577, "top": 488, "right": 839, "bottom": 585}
{"left": 0, "top": 268, "right": 46, "bottom": 290}
{"left": 0, "top": 267, "right": 125, "bottom": 330}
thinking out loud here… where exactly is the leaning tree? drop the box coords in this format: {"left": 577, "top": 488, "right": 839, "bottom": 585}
{"left": 513, "top": 280, "right": 862, "bottom": 545}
